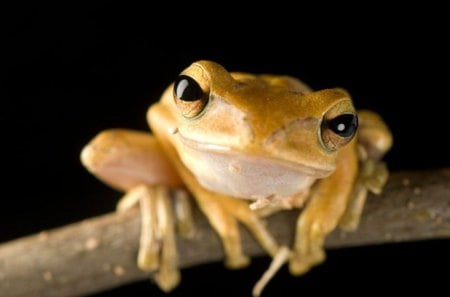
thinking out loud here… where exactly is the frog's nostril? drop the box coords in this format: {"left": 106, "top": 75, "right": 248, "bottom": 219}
{"left": 264, "top": 128, "right": 286, "bottom": 147}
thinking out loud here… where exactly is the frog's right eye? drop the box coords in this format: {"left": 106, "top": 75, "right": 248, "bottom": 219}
{"left": 173, "top": 75, "right": 209, "bottom": 118}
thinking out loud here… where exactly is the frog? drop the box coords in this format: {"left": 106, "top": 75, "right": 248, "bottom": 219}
{"left": 81, "top": 60, "right": 392, "bottom": 294}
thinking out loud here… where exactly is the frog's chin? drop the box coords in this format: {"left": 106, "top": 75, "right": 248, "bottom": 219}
{"left": 176, "top": 134, "right": 333, "bottom": 200}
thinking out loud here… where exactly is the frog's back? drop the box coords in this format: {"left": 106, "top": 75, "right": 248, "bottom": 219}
{"left": 231, "top": 72, "right": 313, "bottom": 95}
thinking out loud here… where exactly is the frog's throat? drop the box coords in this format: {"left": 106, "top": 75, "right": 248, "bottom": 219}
{"left": 176, "top": 133, "right": 333, "bottom": 200}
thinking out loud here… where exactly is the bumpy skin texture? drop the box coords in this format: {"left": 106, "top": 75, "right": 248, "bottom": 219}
{"left": 81, "top": 61, "right": 392, "bottom": 292}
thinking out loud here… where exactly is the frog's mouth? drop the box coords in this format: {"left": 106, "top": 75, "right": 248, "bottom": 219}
{"left": 176, "top": 134, "right": 333, "bottom": 200}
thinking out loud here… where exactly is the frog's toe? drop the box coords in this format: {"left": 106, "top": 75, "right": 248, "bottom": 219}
{"left": 289, "top": 257, "right": 309, "bottom": 276}
{"left": 138, "top": 245, "right": 160, "bottom": 271}
{"left": 173, "top": 189, "right": 196, "bottom": 238}
{"left": 289, "top": 250, "right": 325, "bottom": 275}
{"left": 225, "top": 254, "right": 250, "bottom": 269}
{"left": 155, "top": 266, "right": 181, "bottom": 293}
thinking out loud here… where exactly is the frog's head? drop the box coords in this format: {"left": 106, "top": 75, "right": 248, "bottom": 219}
{"left": 153, "top": 61, "right": 358, "bottom": 200}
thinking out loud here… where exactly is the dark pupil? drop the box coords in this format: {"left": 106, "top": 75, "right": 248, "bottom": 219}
{"left": 328, "top": 114, "right": 358, "bottom": 137}
{"left": 174, "top": 75, "right": 203, "bottom": 101}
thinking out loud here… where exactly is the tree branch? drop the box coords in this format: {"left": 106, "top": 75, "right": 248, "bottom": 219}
{"left": 1, "top": 169, "right": 449, "bottom": 297}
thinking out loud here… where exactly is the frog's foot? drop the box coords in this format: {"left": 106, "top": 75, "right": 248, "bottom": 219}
{"left": 193, "top": 190, "right": 280, "bottom": 269}
{"left": 118, "top": 185, "right": 194, "bottom": 292}
{"left": 289, "top": 246, "right": 325, "bottom": 275}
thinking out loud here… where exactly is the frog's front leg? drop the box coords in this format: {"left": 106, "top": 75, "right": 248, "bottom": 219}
{"left": 187, "top": 181, "right": 280, "bottom": 268}
{"left": 81, "top": 129, "right": 193, "bottom": 291}
{"left": 340, "top": 110, "right": 393, "bottom": 231}
{"left": 289, "top": 143, "right": 358, "bottom": 275}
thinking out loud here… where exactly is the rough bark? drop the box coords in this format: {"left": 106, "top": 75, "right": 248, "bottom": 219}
{"left": 0, "top": 169, "right": 449, "bottom": 297}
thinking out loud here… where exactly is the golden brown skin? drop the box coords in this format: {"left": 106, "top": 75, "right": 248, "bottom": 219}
{"left": 81, "top": 61, "right": 392, "bottom": 293}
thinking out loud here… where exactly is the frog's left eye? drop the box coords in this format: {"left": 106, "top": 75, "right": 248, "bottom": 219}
{"left": 321, "top": 113, "right": 358, "bottom": 151}
{"left": 173, "top": 75, "right": 209, "bottom": 118}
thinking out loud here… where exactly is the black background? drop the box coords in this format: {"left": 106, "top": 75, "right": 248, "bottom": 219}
{"left": 3, "top": 4, "right": 449, "bottom": 297}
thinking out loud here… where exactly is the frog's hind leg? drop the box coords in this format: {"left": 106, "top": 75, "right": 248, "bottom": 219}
{"left": 81, "top": 129, "right": 192, "bottom": 292}
{"left": 81, "top": 129, "right": 183, "bottom": 192}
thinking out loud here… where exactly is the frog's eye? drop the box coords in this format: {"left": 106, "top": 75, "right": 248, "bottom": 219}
{"left": 173, "top": 75, "right": 209, "bottom": 118}
{"left": 321, "top": 113, "right": 358, "bottom": 151}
